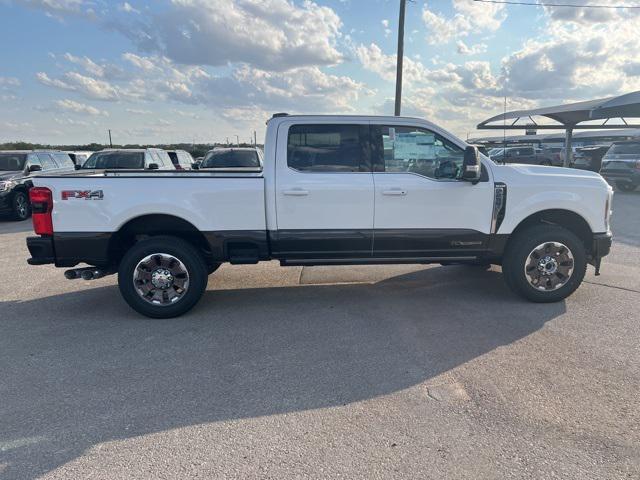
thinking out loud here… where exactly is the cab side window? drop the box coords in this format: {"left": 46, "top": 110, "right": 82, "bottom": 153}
{"left": 287, "top": 124, "right": 370, "bottom": 173}
{"left": 372, "top": 126, "right": 465, "bottom": 180}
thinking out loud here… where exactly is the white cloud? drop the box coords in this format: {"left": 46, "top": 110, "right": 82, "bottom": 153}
{"left": 422, "top": 0, "right": 506, "bottom": 44}
{"left": 114, "top": 0, "right": 344, "bottom": 71}
{"left": 55, "top": 99, "right": 108, "bottom": 116}
{"left": 37, "top": 71, "right": 120, "bottom": 101}
{"left": 119, "top": 2, "right": 139, "bottom": 14}
{"left": 456, "top": 40, "right": 487, "bottom": 56}
{"left": 0, "top": 77, "right": 21, "bottom": 88}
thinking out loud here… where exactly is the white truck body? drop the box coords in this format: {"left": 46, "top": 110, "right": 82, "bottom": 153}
{"left": 26, "top": 115, "right": 613, "bottom": 317}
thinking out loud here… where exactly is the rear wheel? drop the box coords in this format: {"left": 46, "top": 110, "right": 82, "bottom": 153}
{"left": 118, "top": 236, "right": 208, "bottom": 318}
{"left": 502, "top": 225, "right": 587, "bottom": 303}
{"left": 12, "top": 191, "right": 30, "bottom": 220}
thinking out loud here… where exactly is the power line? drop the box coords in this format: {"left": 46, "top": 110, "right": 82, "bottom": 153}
{"left": 472, "top": 0, "right": 640, "bottom": 8}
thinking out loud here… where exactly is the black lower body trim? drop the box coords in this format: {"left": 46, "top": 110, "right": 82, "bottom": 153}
{"left": 53, "top": 232, "right": 111, "bottom": 267}
{"left": 27, "top": 236, "right": 55, "bottom": 265}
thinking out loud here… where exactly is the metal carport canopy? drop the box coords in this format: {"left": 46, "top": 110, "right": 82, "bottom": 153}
{"left": 476, "top": 91, "right": 640, "bottom": 167}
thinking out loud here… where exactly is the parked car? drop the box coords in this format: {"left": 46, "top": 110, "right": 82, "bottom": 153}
{"left": 600, "top": 140, "right": 640, "bottom": 192}
{"left": 572, "top": 146, "right": 609, "bottom": 172}
{"left": 200, "top": 147, "right": 263, "bottom": 170}
{"left": 491, "top": 146, "right": 556, "bottom": 166}
{"left": 81, "top": 148, "right": 175, "bottom": 170}
{"left": 65, "top": 151, "right": 92, "bottom": 167}
{"left": 167, "top": 150, "right": 195, "bottom": 170}
{"left": 26, "top": 114, "right": 613, "bottom": 318}
{"left": 0, "top": 150, "right": 75, "bottom": 220}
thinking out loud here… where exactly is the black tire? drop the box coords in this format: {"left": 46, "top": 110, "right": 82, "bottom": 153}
{"left": 118, "top": 236, "right": 208, "bottom": 318}
{"left": 502, "top": 225, "right": 587, "bottom": 303}
{"left": 12, "top": 190, "right": 31, "bottom": 221}
{"left": 540, "top": 160, "right": 552, "bottom": 166}
{"left": 616, "top": 182, "right": 637, "bottom": 192}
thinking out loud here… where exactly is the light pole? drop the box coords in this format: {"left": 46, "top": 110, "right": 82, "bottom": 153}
{"left": 394, "top": 0, "right": 407, "bottom": 116}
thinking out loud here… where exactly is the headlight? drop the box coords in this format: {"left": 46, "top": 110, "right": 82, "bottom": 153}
{"left": 0, "top": 181, "right": 16, "bottom": 192}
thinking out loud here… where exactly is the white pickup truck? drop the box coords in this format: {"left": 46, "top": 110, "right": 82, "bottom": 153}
{"left": 26, "top": 114, "right": 613, "bottom": 318}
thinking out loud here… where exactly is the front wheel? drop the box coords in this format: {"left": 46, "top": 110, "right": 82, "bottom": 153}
{"left": 12, "top": 191, "right": 31, "bottom": 220}
{"left": 502, "top": 225, "right": 587, "bottom": 303}
{"left": 118, "top": 236, "right": 208, "bottom": 318}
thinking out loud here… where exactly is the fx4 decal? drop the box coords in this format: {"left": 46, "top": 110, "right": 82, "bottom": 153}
{"left": 61, "top": 190, "right": 104, "bottom": 200}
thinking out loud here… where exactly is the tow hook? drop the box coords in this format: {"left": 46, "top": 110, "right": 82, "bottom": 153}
{"left": 64, "top": 267, "right": 111, "bottom": 281}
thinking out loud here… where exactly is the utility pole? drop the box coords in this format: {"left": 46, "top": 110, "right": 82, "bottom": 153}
{"left": 108, "top": 129, "right": 113, "bottom": 147}
{"left": 394, "top": 0, "right": 407, "bottom": 116}
{"left": 254, "top": 130, "right": 257, "bottom": 146}
{"left": 236, "top": 135, "right": 240, "bottom": 146}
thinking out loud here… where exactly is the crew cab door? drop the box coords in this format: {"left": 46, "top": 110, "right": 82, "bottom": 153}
{"left": 370, "top": 124, "right": 494, "bottom": 259}
{"left": 273, "top": 122, "right": 374, "bottom": 259}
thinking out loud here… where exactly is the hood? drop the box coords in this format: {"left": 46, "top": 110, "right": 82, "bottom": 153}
{"left": 492, "top": 163, "right": 611, "bottom": 191}
{"left": 505, "top": 163, "right": 602, "bottom": 179}
{"left": 0, "top": 171, "right": 25, "bottom": 182}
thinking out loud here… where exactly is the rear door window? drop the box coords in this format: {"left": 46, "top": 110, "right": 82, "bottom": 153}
{"left": 83, "top": 152, "right": 145, "bottom": 169}
{"left": 53, "top": 153, "right": 75, "bottom": 169}
{"left": 287, "top": 124, "right": 370, "bottom": 172}
{"left": 37, "top": 153, "right": 57, "bottom": 170}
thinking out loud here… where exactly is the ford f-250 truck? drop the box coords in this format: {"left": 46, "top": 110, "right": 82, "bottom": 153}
{"left": 26, "top": 115, "right": 613, "bottom": 318}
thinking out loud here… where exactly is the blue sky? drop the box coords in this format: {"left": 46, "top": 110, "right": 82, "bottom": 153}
{"left": 0, "top": 0, "right": 638, "bottom": 144}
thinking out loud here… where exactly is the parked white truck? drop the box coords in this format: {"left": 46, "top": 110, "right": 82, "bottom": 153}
{"left": 26, "top": 115, "right": 613, "bottom": 318}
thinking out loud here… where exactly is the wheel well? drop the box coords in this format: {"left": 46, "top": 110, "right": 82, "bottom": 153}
{"left": 109, "top": 214, "right": 213, "bottom": 267}
{"left": 511, "top": 209, "right": 593, "bottom": 252}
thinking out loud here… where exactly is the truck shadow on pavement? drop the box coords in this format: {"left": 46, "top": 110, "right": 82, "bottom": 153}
{"left": 0, "top": 266, "right": 566, "bottom": 479}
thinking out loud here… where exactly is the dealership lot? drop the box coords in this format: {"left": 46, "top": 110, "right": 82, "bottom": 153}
{"left": 0, "top": 194, "right": 638, "bottom": 479}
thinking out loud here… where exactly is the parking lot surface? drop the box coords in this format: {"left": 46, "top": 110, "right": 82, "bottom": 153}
{"left": 1, "top": 193, "right": 639, "bottom": 479}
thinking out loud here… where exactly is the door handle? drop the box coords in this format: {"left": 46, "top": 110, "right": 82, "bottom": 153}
{"left": 382, "top": 189, "right": 407, "bottom": 196}
{"left": 283, "top": 189, "right": 309, "bottom": 196}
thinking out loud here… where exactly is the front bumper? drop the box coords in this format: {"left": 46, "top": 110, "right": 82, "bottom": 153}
{"left": 27, "top": 236, "right": 55, "bottom": 265}
{"left": 0, "top": 190, "right": 13, "bottom": 213}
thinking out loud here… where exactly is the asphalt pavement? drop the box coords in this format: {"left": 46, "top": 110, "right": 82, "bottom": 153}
{"left": 0, "top": 193, "right": 639, "bottom": 479}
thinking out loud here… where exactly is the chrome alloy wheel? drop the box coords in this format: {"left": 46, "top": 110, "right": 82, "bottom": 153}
{"left": 133, "top": 253, "right": 190, "bottom": 306}
{"left": 15, "top": 194, "right": 28, "bottom": 219}
{"left": 524, "top": 242, "right": 574, "bottom": 291}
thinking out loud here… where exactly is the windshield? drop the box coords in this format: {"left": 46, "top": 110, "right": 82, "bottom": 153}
{"left": 607, "top": 143, "right": 640, "bottom": 156}
{"left": 202, "top": 150, "right": 260, "bottom": 168}
{"left": 0, "top": 153, "right": 27, "bottom": 171}
{"left": 82, "top": 152, "right": 145, "bottom": 169}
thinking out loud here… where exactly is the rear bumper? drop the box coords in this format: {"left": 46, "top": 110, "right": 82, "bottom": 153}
{"left": 27, "top": 236, "right": 55, "bottom": 265}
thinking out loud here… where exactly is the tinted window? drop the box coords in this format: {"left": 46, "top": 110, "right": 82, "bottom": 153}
{"left": 0, "top": 153, "right": 27, "bottom": 171}
{"left": 37, "top": 153, "right": 57, "bottom": 170}
{"left": 608, "top": 143, "right": 640, "bottom": 155}
{"left": 167, "top": 151, "right": 179, "bottom": 165}
{"left": 82, "top": 152, "right": 145, "bottom": 169}
{"left": 202, "top": 150, "right": 261, "bottom": 168}
{"left": 287, "top": 124, "right": 369, "bottom": 173}
{"left": 53, "top": 153, "right": 74, "bottom": 169}
{"left": 372, "top": 125, "right": 464, "bottom": 180}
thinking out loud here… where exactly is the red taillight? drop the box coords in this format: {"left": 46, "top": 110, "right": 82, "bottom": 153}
{"left": 29, "top": 187, "right": 54, "bottom": 236}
